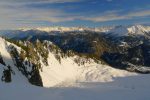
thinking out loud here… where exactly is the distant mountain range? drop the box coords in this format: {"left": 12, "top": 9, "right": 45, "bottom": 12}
{"left": 0, "top": 25, "right": 150, "bottom": 38}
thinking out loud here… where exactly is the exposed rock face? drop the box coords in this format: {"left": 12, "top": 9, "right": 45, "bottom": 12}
{"left": 0, "top": 38, "right": 45, "bottom": 86}
{"left": 1, "top": 69, "right": 11, "bottom": 83}
{"left": 0, "top": 53, "right": 6, "bottom": 66}
{"left": 29, "top": 66, "right": 43, "bottom": 86}
{"left": 11, "top": 41, "right": 52, "bottom": 86}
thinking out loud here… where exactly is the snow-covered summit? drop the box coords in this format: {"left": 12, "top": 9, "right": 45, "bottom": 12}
{"left": 107, "top": 25, "right": 150, "bottom": 37}
{"left": 128, "top": 25, "right": 150, "bottom": 35}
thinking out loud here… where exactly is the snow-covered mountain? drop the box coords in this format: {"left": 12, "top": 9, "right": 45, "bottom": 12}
{"left": 0, "top": 37, "right": 136, "bottom": 87}
{"left": 1, "top": 25, "right": 150, "bottom": 100}
{"left": 106, "top": 25, "right": 150, "bottom": 37}
{"left": 0, "top": 25, "right": 149, "bottom": 40}
{"left": 128, "top": 25, "right": 150, "bottom": 35}
{"left": 0, "top": 25, "right": 150, "bottom": 75}
{"left": 1, "top": 36, "right": 150, "bottom": 100}
{"left": 2, "top": 74, "right": 150, "bottom": 100}
{"left": 19, "top": 25, "right": 150, "bottom": 35}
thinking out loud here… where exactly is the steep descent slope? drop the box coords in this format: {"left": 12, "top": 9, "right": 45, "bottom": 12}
{"left": 0, "top": 37, "right": 136, "bottom": 87}
{"left": 40, "top": 50, "right": 136, "bottom": 87}
{"left": 0, "top": 38, "right": 29, "bottom": 84}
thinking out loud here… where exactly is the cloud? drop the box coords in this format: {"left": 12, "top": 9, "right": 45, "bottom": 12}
{"left": 81, "top": 10, "right": 150, "bottom": 22}
{"left": 127, "top": 10, "right": 150, "bottom": 17}
{"left": 0, "top": 0, "right": 82, "bottom": 29}
{"left": 0, "top": 7, "right": 76, "bottom": 29}
{"left": 0, "top": 0, "right": 149, "bottom": 29}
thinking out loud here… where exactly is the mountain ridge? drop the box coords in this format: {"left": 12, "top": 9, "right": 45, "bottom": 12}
{"left": 0, "top": 36, "right": 136, "bottom": 87}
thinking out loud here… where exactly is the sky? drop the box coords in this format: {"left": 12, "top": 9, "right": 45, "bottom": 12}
{"left": 0, "top": 0, "right": 150, "bottom": 29}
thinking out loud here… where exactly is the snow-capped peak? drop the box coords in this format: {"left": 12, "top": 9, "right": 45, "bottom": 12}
{"left": 127, "top": 25, "right": 150, "bottom": 35}
{"left": 106, "top": 25, "right": 150, "bottom": 37}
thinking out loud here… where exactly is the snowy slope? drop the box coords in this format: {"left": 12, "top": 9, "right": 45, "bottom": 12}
{"left": 0, "top": 74, "right": 150, "bottom": 100}
{"left": 0, "top": 38, "right": 29, "bottom": 84}
{"left": 128, "top": 25, "right": 150, "bottom": 35}
{"left": 40, "top": 49, "right": 136, "bottom": 87}
{"left": 0, "top": 37, "right": 137, "bottom": 87}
